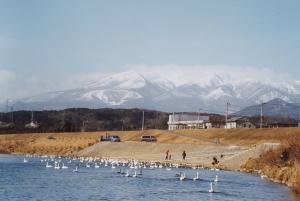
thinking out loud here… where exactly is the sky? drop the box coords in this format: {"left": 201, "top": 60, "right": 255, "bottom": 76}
{"left": 0, "top": 0, "right": 300, "bottom": 100}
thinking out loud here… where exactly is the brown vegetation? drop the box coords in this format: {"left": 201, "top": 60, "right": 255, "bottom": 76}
{"left": 242, "top": 135, "right": 300, "bottom": 192}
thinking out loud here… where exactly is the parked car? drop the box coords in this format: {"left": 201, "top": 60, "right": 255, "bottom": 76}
{"left": 109, "top": 135, "right": 121, "bottom": 142}
{"left": 100, "top": 135, "right": 110, "bottom": 142}
{"left": 100, "top": 134, "right": 121, "bottom": 142}
{"left": 141, "top": 135, "right": 157, "bottom": 142}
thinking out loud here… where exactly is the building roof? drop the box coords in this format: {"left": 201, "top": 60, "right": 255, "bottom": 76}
{"left": 169, "top": 114, "right": 209, "bottom": 122}
{"left": 227, "top": 117, "right": 252, "bottom": 123}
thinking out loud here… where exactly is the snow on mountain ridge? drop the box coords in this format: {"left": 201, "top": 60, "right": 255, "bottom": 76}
{"left": 9, "top": 69, "right": 300, "bottom": 112}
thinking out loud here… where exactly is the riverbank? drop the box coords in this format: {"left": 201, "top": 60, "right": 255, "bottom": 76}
{"left": 242, "top": 135, "right": 300, "bottom": 193}
{"left": 0, "top": 128, "right": 299, "bottom": 192}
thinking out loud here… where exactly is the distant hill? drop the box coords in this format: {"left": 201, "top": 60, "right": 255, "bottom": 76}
{"left": 0, "top": 108, "right": 169, "bottom": 134}
{"left": 234, "top": 98, "right": 300, "bottom": 119}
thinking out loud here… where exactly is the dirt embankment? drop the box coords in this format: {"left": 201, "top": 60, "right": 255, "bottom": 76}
{"left": 242, "top": 135, "right": 300, "bottom": 193}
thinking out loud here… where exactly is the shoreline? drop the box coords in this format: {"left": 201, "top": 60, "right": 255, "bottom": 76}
{"left": 2, "top": 150, "right": 300, "bottom": 199}
{"left": 0, "top": 129, "right": 299, "bottom": 194}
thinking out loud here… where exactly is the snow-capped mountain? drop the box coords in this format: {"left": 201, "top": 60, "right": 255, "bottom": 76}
{"left": 5, "top": 70, "right": 300, "bottom": 113}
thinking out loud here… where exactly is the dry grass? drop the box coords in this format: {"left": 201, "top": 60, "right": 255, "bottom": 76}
{"left": 1, "top": 128, "right": 300, "bottom": 156}
{"left": 243, "top": 135, "right": 300, "bottom": 192}
{"left": 172, "top": 128, "right": 300, "bottom": 145}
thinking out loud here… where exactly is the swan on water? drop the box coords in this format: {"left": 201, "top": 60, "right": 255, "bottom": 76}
{"left": 214, "top": 175, "right": 219, "bottom": 182}
{"left": 179, "top": 172, "right": 186, "bottom": 181}
{"left": 23, "top": 158, "right": 28, "bottom": 163}
{"left": 73, "top": 166, "right": 79, "bottom": 173}
{"left": 54, "top": 162, "right": 61, "bottom": 169}
{"left": 46, "top": 162, "right": 53, "bottom": 168}
{"left": 261, "top": 175, "right": 268, "bottom": 179}
{"left": 208, "top": 182, "right": 214, "bottom": 193}
{"left": 125, "top": 170, "right": 130, "bottom": 177}
{"left": 62, "top": 163, "right": 68, "bottom": 169}
{"left": 193, "top": 172, "right": 199, "bottom": 181}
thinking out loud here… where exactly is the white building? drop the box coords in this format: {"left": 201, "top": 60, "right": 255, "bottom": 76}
{"left": 225, "top": 117, "right": 256, "bottom": 129}
{"left": 168, "top": 113, "right": 210, "bottom": 130}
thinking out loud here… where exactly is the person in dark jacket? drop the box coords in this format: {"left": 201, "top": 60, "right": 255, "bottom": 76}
{"left": 182, "top": 150, "right": 186, "bottom": 160}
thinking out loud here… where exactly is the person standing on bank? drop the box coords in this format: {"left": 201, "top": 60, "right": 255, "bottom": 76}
{"left": 165, "top": 150, "right": 169, "bottom": 160}
{"left": 182, "top": 150, "right": 186, "bottom": 160}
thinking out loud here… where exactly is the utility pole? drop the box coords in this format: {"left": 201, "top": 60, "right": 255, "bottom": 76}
{"left": 6, "top": 99, "right": 9, "bottom": 113}
{"left": 260, "top": 102, "right": 264, "bottom": 129}
{"left": 198, "top": 109, "right": 200, "bottom": 129}
{"left": 10, "top": 106, "right": 14, "bottom": 123}
{"left": 62, "top": 110, "right": 65, "bottom": 132}
{"left": 31, "top": 111, "right": 34, "bottom": 123}
{"left": 225, "top": 102, "right": 230, "bottom": 123}
{"left": 142, "top": 110, "right": 145, "bottom": 131}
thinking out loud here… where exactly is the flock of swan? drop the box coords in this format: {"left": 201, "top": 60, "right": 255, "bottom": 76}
{"left": 23, "top": 156, "right": 222, "bottom": 193}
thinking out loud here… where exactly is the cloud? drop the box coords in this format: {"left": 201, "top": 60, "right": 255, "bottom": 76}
{"left": 0, "top": 69, "right": 16, "bottom": 102}
{"left": 127, "top": 64, "right": 295, "bottom": 87}
{"left": 0, "top": 70, "right": 109, "bottom": 102}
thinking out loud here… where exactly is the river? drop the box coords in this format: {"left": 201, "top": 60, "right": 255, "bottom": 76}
{"left": 0, "top": 154, "right": 298, "bottom": 201}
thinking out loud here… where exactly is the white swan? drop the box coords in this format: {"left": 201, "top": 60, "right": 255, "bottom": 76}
{"left": 46, "top": 162, "right": 52, "bottom": 168}
{"left": 23, "top": 158, "right": 28, "bottom": 163}
{"left": 261, "top": 174, "right": 268, "bottom": 179}
{"left": 133, "top": 171, "right": 137, "bottom": 177}
{"left": 54, "top": 162, "right": 61, "bottom": 169}
{"left": 73, "top": 166, "right": 79, "bottom": 173}
{"left": 208, "top": 182, "right": 214, "bottom": 193}
{"left": 179, "top": 172, "right": 186, "bottom": 181}
{"left": 95, "top": 163, "right": 100, "bottom": 168}
{"left": 214, "top": 175, "right": 219, "bottom": 182}
{"left": 193, "top": 172, "right": 199, "bottom": 181}
{"left": 125, "top": 170, "right": 130, "bottom": 177}
{"left": 62, "top": 163, "right": 68, "bottom": 169}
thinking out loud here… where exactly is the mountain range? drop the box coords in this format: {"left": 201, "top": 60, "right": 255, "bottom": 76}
{"left": 3, "top": 70, "right": 300, "bottom": 114}
{"left": 234, "top": 98, "right": 300, "bottom": 120}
